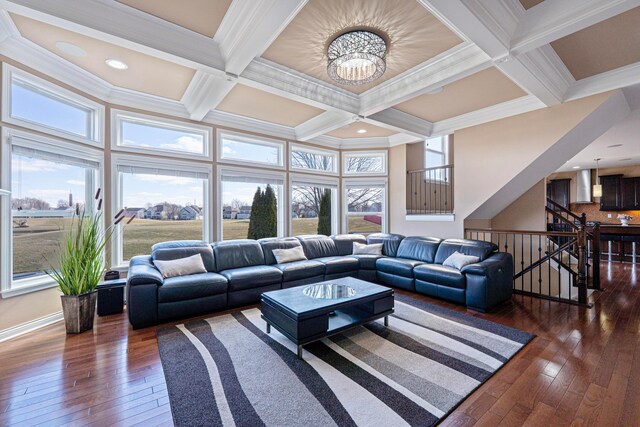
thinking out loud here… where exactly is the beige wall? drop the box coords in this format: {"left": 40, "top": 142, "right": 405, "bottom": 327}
{"left": 389, "top": 91, "right": 620, "bottom": 238}
{"left": 491, "top": 180, "right": 546, "bottom": 231}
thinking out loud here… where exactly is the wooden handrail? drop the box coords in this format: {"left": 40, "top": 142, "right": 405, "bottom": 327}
{"left": 513, "top": 238, "right": 576, "bottom": 279}
{"left": 546, "top": 198, "right": 582, "bottom": 221}
{"left": 464, "top": 228, "right": 577, "bottom": 237}
{"left": 545, "top": 207, "right": 579, "bottom": 230}
{"left": 407, "top": 164, "right": 453, "bottom": 174}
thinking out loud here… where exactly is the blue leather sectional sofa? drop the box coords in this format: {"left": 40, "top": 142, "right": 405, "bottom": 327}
{"left": 126, "top": 233, "right": 513, "bottom": 329}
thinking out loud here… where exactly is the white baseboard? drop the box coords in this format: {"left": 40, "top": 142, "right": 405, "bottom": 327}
{"left": 0, "top": 311, "right": 63, "bottom": 343}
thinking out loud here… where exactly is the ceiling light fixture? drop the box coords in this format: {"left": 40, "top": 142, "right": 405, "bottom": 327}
{"left": 327, "top": 30, "right": 387, "bottom": 86}
{"left": 593, "top": 158, "right": 602, "bottom": 198}
{"left": 572, "top": 166, "right": 581, "bottom": 169}
{"left": 105, "top": 59, "right": 128, "bottom": 70}
{"left": 357, "top": 129, "right": 367, "bottom": 134}
{"left": 55, "top": 41, "right": 87, "bottom": 57}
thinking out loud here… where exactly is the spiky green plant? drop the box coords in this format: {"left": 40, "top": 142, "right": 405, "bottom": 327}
{"left": 48, "top": 190, "right": 129, "bottom": 295}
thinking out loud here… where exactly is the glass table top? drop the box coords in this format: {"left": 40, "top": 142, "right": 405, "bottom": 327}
{"left": 303, "top": 283, "right": 356, "bottom": 300}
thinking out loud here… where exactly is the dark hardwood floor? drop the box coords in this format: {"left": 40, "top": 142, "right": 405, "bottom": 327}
{"left": 1, "top": 261, "right": 638, "bottom": 426}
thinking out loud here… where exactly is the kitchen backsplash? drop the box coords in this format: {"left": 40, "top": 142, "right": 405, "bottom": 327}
{"left": 569, "top": 203, "right": 640, "bottom": 225}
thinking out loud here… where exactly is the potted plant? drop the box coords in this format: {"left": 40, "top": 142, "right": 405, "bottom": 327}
{"left": 48, "top": 190, "right": 130, "bottom": 334}
{"left": 618, "top": 214, "right": 633, "bottom": 226}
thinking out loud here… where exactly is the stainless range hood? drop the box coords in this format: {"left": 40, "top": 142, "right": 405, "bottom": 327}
{"left": 576, "top": 169, "right": 592, "bottom": 203}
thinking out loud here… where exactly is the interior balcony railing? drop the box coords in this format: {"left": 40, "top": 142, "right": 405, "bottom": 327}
{"left": 465, "top": 225, "right": 601, "bottom": 307}
{"left": 406, "top": 165, "right": 453, "bottom": 215}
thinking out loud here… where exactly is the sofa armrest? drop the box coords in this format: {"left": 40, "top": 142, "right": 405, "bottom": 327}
{"left": 127, "top": 256, "right": 163, "bottom": 287}
{"left": 462, "top": 252, "right": 513, "bottom": 312}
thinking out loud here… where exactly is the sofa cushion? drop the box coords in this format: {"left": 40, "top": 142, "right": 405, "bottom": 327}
{"left": 158, "top": 272, "right": 227, "bottom": 303}
{"left": 376, "top": 257, "right": 425, "bottom": 278}
{"left": 366, "top": 233, "right": 405, "bottom": 257}
{"left": 396, "top": 236, "right": 443, "bottom": 263}
{"left": 274, "top": 260, "right": 325, "bottom": 282}
{"left": 414, "top": 264, "right": 466, "bottom": 289}
{"left": 152, "top": 240, "right": 216, "bottom": 272}
{"left": 153, "top": 254, "right": 207, "bottom": 279}
{"left": 314, "top": 256, "right": 359, "bottom": 275}
{"left": 434, "top": 239, "right": 498, "bottom": 264}
{"left": 296, "top": 235, "right": 339, "bottom": 259}
{"left": 213, "top": 240, "right": 265, "bottom": 271}
{"left": 219, "top": 265, "right": 283, "bottom": 292}
{"left": 353, "top": 242, "right": 383, "bottom": 256}
{"left": 272, "top": 246, "right": 307, "bottom": 264}
{"left": 259, "top": 238, "right": 303, "bottom": 265}
{"left": 443, "top": 251, "right": 480, "bottom": 270}
{"left": 331, "top": 234, "right": 366, "bottom": 256}
{"left": 353, "top": 254, "right": 383, "bottom": 270}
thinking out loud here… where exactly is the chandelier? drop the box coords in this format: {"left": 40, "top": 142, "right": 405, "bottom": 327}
{"left": 327, "top": 30, "right": 387, "bottom": 86}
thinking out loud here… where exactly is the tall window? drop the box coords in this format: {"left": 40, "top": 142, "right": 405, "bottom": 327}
{"left": 6, "top": 134, "right": 100, "bottom": 289}
{"left": 344, "top": 182, "right": 386, "bottom": 234}
{"left": 115, "top": 160, "right": 209, "bottom": 263}
{"left": 3, "top": 64, "right": 102, "bottom": 144}
{"left": 218, "top": 131, "right": 284, "bottom": 168}
{"left": 113, "top": 110, "right": 211, "bottom": 158}
{"left": 290, "top": 176, "right": 338, "bottom": 236}
{"left": 343, "top": 151, "right": 387, "bottom": 175}
{"left": 290, "top": 144, "right": 338, "bottom": 174}
{"left": 425, "top": 135, "right": 449, "bottom": 168}
{"left": 220, "top": 169, "right": 284, "bottom": 240}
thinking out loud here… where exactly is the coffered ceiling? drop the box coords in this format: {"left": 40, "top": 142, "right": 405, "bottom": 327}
{"left": 1, "top": 0, "right": 639, "bottom": 149}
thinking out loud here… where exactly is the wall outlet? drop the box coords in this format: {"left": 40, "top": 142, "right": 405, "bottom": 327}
{"left": 607, "top": 213, "right": 612, "bottom": 218}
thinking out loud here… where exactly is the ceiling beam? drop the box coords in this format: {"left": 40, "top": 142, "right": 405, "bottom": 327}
{"left": 181, "top": 71, "right": 237, "bottom": 121}
{"left": 294, "top": 110, "right": 355, "bottom": 141}
{"left": 564, "top": 61, "right": 640, "bottom": 102}
{"left": 365, "top": 109, "right": 433, "bottom": 139}
{"left": 510, "top": 0, "right": 640, "bottom": 56}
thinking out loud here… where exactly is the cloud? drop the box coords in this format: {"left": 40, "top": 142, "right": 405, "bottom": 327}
{"left": 222, "top": 145, "right": 236, "bottom": 155}
{"left": 12, "top": 158, "right": 70, "bottom": 173}
{"left": 159, "top": 136, "right": 203, "bottom": 153}
{"left": 66, "top": 179, "right": 85, "bottom": 186}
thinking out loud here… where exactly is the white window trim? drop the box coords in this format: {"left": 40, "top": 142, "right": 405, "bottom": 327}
{"left": 111, "top": 153, "right": 213, "bottom": 268}
{"left": 2, "top": 63, "right": 104, "bottom": 147}
{"left": 217, "top": 129, "right": 285, "bottom": 170}
{"left": 342, "top": 150, "right": 388, "bottom": 176}
{"left": 111, "top": 109, "right": 213, "bottom": 160}
{"left": 289, "top": 173, "right": 339, "bottom": 236}
{"left": 342, "top": 177, "right": 388, "bottom": 235}
{"left": 289, "top": 143, "right": 339, "bottom": 176}
{"left": 217, "top": 165, "right": 286, "bottom": 240}
{"left": 1, "top": 128, "right": 104, "bottom": 298}
{"left": 425, "top": 135, "right": 450, "bottom": 168}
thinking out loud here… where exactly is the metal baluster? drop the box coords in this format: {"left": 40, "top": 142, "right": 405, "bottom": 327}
{"left": 538, "top": 235, "right": 542, "bottom": 294}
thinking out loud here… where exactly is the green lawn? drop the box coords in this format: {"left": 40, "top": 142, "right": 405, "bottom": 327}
{"left": 12, "top": 216, "right": 381, "bottom": 277}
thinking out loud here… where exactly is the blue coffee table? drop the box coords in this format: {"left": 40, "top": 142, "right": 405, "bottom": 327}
{"left": 260, "top": 277, "right": 394, "bottom": 359}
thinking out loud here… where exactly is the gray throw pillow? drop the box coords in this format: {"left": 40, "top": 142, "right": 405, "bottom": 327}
{"left": 272, "top": 246, "right": 307, "bottom": 264}
{"left": 153, "top": 253, "right": 207, "bottom": 278}
{"left": 352, "top": 242, "right": 383, "bottom": 255}
{"left": 443, "top": 251, "right": 480, "bottom": 270}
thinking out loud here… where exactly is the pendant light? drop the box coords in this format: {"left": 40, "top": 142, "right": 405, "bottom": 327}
{"left": 593, "top": 158, "right": 602, "bottom": 198}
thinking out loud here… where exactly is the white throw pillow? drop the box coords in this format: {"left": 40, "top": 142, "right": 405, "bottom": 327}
{"left": 272, "top": 246, "right": 307, "bottom": 264}
{"left": 352, "top": 242, "right": 384, "bottom": 256}
{"left": 153, "top": 254, "right": 207, "bottom": 278}
{"left": 443, "top": 251, "right": 480, "bottom": 270}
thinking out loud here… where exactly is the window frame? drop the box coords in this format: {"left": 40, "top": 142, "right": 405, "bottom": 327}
{"left": 110, "top": 153, "right": 213, "bottom": 268}
{"left": 0, "top": 128, "right": 103, "bottom": 298}
{"left": 111, "top": 109, "right": 213, "bottom": 160}
{"left": 342, "top": 150, "right": 388, "bottom": 176}
{"left": 289, "top": 143, "right": 339, "bottom": 176}
{"left": 2, "top": 63, "right": 104, "bottom": 147}
{"left": 217, "top": 129, "right": 285, "bottom": 169}
{"left": 425, "top": 135, "right": 450, "bottom": 169}
{"left": 342, "top": 178, "right": 388, "bottom": 235}
{"left": 217, "top": 166, "right": 286, "bottom": 241}
{"left": 289, "top": 173, "right": 339, "bottom": 237}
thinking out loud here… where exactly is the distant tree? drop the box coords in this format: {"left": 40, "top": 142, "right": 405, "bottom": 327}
{"left": 57, "top": 199, "right": 69, "bottom": 209}
{"left": 231, "top": 198, "right": 243, "bottom": 210}
{"left": 317, "top": 189, "right": 331, "bottom": 236}
{"left": 263, "top": 185, "right": 277, "bottom": 238}
{"left": 247, "top": 186, "right": 263, "bottom": 239}
{"left": 11, "top": 197, "right": 51, "bottom": 210}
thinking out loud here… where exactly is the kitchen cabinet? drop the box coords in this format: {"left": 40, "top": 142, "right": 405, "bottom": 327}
{"left": 600, "top": 175, "right": 623, "bottom": 211}
{"left": 547, "top": 178, "right": 571, "bottom": 209}
{"left": 621, "top": 177, "right": 640, "bottom": 210}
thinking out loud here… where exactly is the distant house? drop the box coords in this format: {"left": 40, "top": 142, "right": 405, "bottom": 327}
{"left": 145, "top": 204, "right": 167, "bottom": 220}
{"left": 222, "top": 206, "right": 238, "bottom": 220}
{"left": 179, "top": 206, "right": 202, "bottom": 220}
{"left": 236, "top": 205, "right": 252, "bottom": 220}
{"left": 124, "top": 208, "right": 145, "bottom": 219}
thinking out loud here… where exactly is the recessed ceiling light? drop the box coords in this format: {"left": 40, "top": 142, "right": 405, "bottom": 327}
{"left": 608, "top": 144, "right": 623, "bottom": 148}
{"left": 55, "top": 41, "right": 87, "bottom": 57}
{"left": 572, "top": 166, "right": 581, "bottom": 169}
{"left": 425, "top": 86, "right": 443, "bottom": 95}
{"left": 105, "top": 59, "right": 128, "bottom": 70}
{"left": 356, "top": 129, "right": 367, "bottom": 134}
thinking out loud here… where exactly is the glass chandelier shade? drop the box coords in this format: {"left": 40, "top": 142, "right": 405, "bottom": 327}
{"left": 593, "top": 158, "right": 602, "bottom": 198}
{"left": 327, "top": 30, "right": 387, "bottom": 86}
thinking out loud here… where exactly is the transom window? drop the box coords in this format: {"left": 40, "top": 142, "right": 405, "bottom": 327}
{"left": 112, "top": 110, "right": 211, "bottom": 158}
{"left": 290, "top": 144, "right": 338, "bottom": 174}
{"left": 343, "top": 151, "right": 387, "bottom": 175}
{"left": 218, "top": 130, "right": 284, "bottom": 168}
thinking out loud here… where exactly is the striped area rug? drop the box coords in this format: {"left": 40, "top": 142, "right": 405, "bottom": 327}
{"left": 157, "top": 296, "right": 533, "bottom": 427}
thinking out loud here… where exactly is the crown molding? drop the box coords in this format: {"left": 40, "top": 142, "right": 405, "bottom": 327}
{"left": 388, "top": 133, "right": 423, "bottom": 147}
{"left": 181, "top": 71, "right": 236, "bottom": 121}
{"left": 564, "top": 61, "right": 640, "bottom": 103}
{"left": 359, "top": 43, "right": 491, "bottom": 115}
{"left": 294, "top": 110, "right": 355, "bottom": 141}
{"left": 310, "top": 134, "right": 391, "bottom": 150}
{"left": 431, "top": 95, "right": 546, "bottom": 136}
{"left": 202, "top": 109, "right": 297, "bottom": 141}
{"left": 461, "top": 0, "right": 522, "bottom": 49}
{"left": 241, "top": 58, "right": 360, "bottom": 114}
{"left": 365, "top": 109, "right": 433, "bottom": 139}
{"left": 511, "top": 0, "right": 640, "bottom": 56}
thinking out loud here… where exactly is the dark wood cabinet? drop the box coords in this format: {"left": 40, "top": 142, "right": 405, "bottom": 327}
{"left": 599, "top": 175, "right": 623, "bottom": 211}
{"left": 547, "top": 178, "right": 571, "bottom": 209}
{"left": 621, "top": 177, "right": 640, "bottom": 210}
